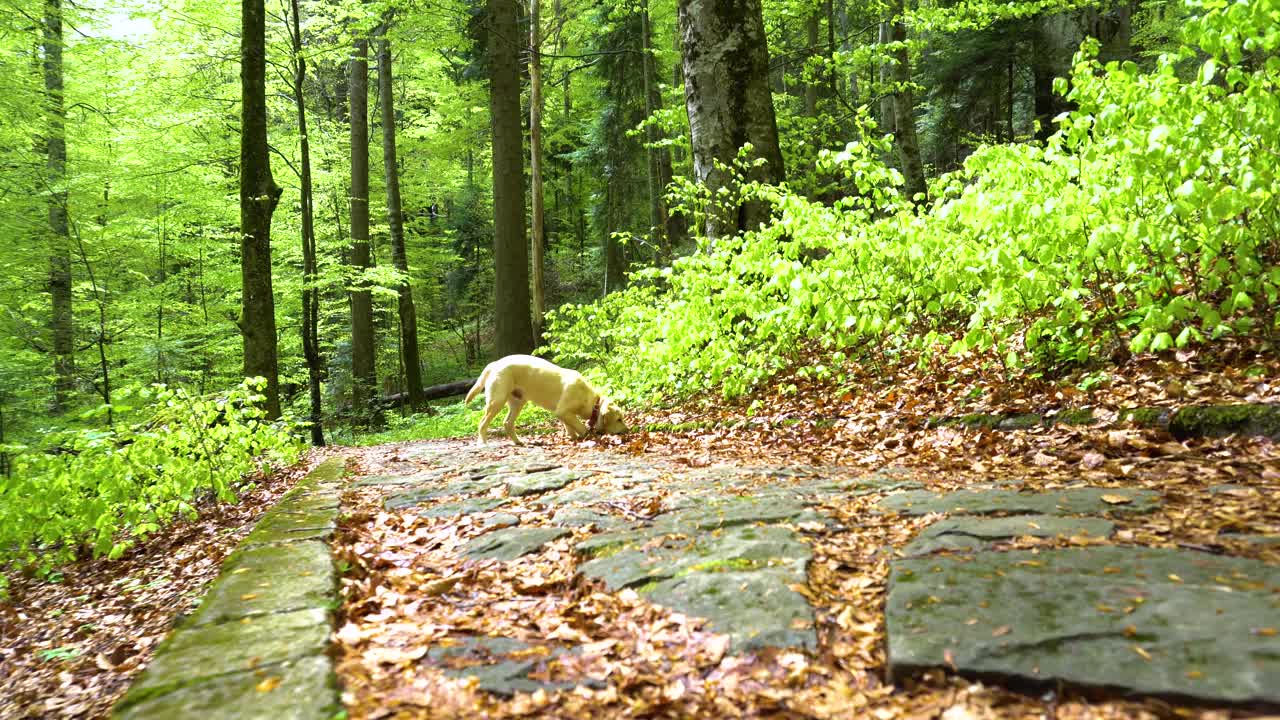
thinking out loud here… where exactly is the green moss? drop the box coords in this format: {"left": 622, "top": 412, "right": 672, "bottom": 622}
{"left": 577, "top": 541, "right": 629, "bottom": 560}
{"left": 1052, "top": 407, "right": 1096, "bottom": 425}
{"left": 1119, "top": 407, "right": 1168, "bottom": 427}
{"left": 687, "top": 558, "right": 760, "bottom": 574}
{"left": 1169, "top": 403, "right": 1280, "bottom": 439}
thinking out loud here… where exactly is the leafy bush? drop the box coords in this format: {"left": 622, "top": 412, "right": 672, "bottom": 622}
{"left": 0, "top": 379, "right": 302, "bottom": 573}
{"left": 545, "top": 0, "right": 1279, "bottom": 402}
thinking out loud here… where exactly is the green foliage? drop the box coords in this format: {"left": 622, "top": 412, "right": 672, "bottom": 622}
{"left": 0, "top": 380, "right": 302, "bottom": 574}
{"left": 547, "top": 0, "right": 1280, "bottom": 401}
{"left": 345, "top": 401, "right": 558, "bottom": 445}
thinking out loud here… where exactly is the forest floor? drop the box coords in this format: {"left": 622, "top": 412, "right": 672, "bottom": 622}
{"left": 2, "top": 343, "right": 1279, "bottom": 719}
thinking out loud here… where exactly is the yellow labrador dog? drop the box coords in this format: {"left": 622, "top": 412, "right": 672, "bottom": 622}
{"left": 464, "top": 354, "right": 627, "bottom": 445}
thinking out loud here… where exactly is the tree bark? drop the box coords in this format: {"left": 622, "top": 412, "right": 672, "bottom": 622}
{"left": 289, "top": 0, "right": 325, "bottom": 445}
{"left": 677, "top": 0, "right": 785, "bottom": 241}
{"left": 349, "top": 31, "right": 380, "bottom": 426}
{"left": 239, "top": 0, "right": 282, "bottom": 419}
{"left": 488, "top": 0, "right": 534, "bottom": 356}
{"left": 529, "top": 0, "right": 546, "bottom": 342}
{"left": 887, "top": 0, "right": 926, "bottom": 202}
{"left": 805, "top": 10, "right": 819, "bottom": 117}
{"left": 641, "top": 0, "right": 684, "bottom": 257}
{"left": 378, "top": 18, "right": 425, "bottom": 407}
{"left": 43, "top": 0, "right": 74, "bottom": 413}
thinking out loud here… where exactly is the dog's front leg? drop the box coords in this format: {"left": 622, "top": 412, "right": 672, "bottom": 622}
{"left": 558, "top": 412, "right": 589, "bottom": 440}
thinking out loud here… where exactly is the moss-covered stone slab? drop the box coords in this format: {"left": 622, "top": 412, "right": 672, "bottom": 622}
{"left": 505, "top": 469, "right": 593, "bottom": 497}
{"left": 113, "top": 654, "right": 339, "bottom": 720}
{"left": 902, "top": 515, "right": 1114, "bottom": 556}
{"left": 463, "top": 527, "right": 570, "bottom": 561}
{"left": 384, "top": 476, "right": 503, "bottom": 510}
{"left": 657, "top": 493, "right": 826, "bottom": 529}
{"left": 878, "top": 487, "right": 1159, "bottom": 516}
{"left": 242, "top": 507, "right": 337, "bottom": 545}
{"left": 579, "top": 524, "right": 815, "bottom": 651}
{"left": 119, "top": 607, "right": 331, "bottom": 703}
{"left": 462, "top": 460, "right": 560, "bottom": 480}
{"left": 187, "top": 541, "right": 335, "bottom": 626}
{"left": 1169, "top": 403, "right": 1280, "bottom": 440}
{"left": 427, "top": 636, "right": 590, "bottom": 696}
{"left": 579, "top": 524, "right": 809, "bottom": 590}
{"left": 886, "top": 546, "right": 1280, "bottom": 704}
{"left": 420, "top": 497, "right": 510, "bottom": 518}
{"left": 647, "top": 566, "right": 814, "bottom": 651}
{"left": 550, "top": 507, "right": 626, "bottom": 529}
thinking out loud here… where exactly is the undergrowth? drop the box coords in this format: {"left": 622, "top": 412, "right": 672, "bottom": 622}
{"left": 545, "top": 0, "right": 1279, "bottom": 405}
{"left": 345, "top": 401, "right": 560, "bottom": 446}
{"left": 0, "top": 379, "right": 302, "bottom": 578}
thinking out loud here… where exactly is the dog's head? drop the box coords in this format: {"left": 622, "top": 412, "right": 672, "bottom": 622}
{"left": 595, "top": 397, "right": 628, "bottom": 434}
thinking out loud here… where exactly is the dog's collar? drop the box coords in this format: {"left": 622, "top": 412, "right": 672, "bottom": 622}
{"left": 588, "top": 398, "right": 602, "bottom": 432}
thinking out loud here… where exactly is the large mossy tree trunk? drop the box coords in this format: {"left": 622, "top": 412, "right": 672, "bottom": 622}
{"left": 887, "top": 0, "right": 926, "bottom": 203}
{"left": 239, "top": 0, "right": 282, "bottom": 419}
{"left": 289, "top": 0, "right": 324, "bottom": 445}
{"left": 43, "top": 0, "right": 74, "bottom": 413}
{"left": 377, "top": 19, "right": 425, "bottom": 407}
{"left": 349, "top": 32, "right": 381, "bottom": 426}
{"left": 677, "top": 0, "right": 785, "bottom": 242}
{"left": 488, "top": 0, "right": 534, "bottom": 356}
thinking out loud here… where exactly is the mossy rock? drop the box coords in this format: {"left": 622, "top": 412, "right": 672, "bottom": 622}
{"left": 1119, "top": 407, "right": 1170, "bottom": 428}
{"left": 1168, "top": 403, "right": 1280, "bottom": 440}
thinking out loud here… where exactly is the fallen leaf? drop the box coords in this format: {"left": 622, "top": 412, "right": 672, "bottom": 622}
{"left": 1101, "top": 494, "right": 1132, "bottom": 505}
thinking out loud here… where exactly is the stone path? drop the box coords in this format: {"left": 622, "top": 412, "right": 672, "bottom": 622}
{"left": 112, "top": 441, "right": 1280, "bottom": 716}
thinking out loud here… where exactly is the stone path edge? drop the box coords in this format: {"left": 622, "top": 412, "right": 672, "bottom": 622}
{"left": 110, "top": 456, "right": 346, "bottom": 720}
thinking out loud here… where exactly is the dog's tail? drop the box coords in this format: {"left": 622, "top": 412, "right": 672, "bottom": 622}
{"left": 464, "top": 366, "right": 490, "bottom": 404}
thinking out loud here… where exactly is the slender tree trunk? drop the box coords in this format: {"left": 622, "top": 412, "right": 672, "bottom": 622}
{"left": 640, "top": 0, "right": 682, "bottom": 258}
{"left": 805, "top": 10, "right": 819, "bottom": 117}
{"left": 825, "top": 0, "right": 837, "bottom": 99}
{"left": 488, "top": 0, "right": 534, "bottom": 356}
{"left": 378, "top": 18, "right": 425, "bottom": 406}
{"left": 289, "top": 0, "right": 325, "bottom": 445}
{"left": 43, "top": 0, "right": 73, "bottom": 412}
{"left": 240, "top": 0, "right": 283, "bottom": 418}
{"left": 677, "top": 0, "right": 785, "bottom": 241}
{"left": 528, "top": 0, "right": 546, "bottom": 342}
{"left": 878, "top": 20, "right": 894, "bottom": 132}
{"left": 349, "top": 31, "right": 380, "bottom": 426}
{"left": 888, "top": 0, "right": 926, "bottom": 202}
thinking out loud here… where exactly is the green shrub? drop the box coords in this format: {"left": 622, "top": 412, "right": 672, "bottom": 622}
{"left": 0, "top": 379, "right": 302, "bottom": 574}
{"left": 545, "top": 0, "right": 1279, "bottom": 403}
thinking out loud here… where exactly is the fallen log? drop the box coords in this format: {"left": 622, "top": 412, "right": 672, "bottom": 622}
{"left": 382, "top": 378, "right": 477, "bottom": 408}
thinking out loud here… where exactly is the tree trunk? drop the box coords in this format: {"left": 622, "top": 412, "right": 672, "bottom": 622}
{"left": 805, "top": 10, "right": 819, "bottom": 117}
{"left": 1033, "top": 12, "right": 1083, "bottom": 141}
{"left": 488, "top": 0, "right": 534, "bottom": 356}
{"left": 641, "top": 0, "right": 684, "bottom": 257}
{"left": 349, "top": 32, "right": 380, "bottom": 426}
{"left": 289, "top": 0, "right": 325, "bottom": 445}
{"left": 677, "top": 0, "right": 785, "bottom": 241}
{"left": 378, "top": 18, "right": 425, "bottom": 407}
{"left": 878, "top": 20, "right": 894, "bottom": 133}
{"left": 43, "top": 0, "right": 73, "bottom": 413}
{"left": 529, "top": 0, "right": 546, "bottom": 342}
{"left": 888, "top": 0, "right": 926, "bottom": 202}
{"left": 240, "top": 0, "right": 283, "bottom": 419}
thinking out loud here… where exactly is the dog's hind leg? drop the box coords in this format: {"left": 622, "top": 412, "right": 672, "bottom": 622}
{"left": 477, "top": 395, "right": 505, "bottom": 445}
{"left": 503, "top": 396, "right": 527, "bottom": 445}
